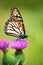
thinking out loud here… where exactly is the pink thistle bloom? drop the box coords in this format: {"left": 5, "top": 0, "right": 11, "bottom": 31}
{"left": 0, "top": 40, "right": 9, "bottom": 51}
{"left": 11, "top": 39, "right": 29, "bottom": 49}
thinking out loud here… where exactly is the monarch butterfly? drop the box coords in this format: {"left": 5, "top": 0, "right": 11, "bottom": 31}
{"left": 4, "top": 7, "right": 28, "bottom": 39}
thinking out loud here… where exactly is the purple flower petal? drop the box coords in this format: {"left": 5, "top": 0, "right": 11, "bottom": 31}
{"left": 0, "top": 40, "right": 9, "bottom": 51}
{"left": 11, "top": 39, "right": 29, "bottom": 49}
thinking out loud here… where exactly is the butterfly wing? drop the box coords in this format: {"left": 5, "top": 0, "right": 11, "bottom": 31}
{"left": 4, "top": 7, "right": 26, "bottom": 38}
{"left": 11, "top": 7, "right": 25, "bottom": 34}
{"left": 4, "top": 19, "right": 21, "bottom": 37}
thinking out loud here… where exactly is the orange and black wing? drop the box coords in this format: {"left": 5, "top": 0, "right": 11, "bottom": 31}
{"left": 10, "top": 7, "right": 25, "bottom": 34}
{"left": 4, "top": 7, "right": 25, "bottom": 37}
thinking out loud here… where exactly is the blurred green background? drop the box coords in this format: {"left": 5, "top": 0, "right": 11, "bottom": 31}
{"left": 0, "top": 0, "right": 43, "bottom": 65}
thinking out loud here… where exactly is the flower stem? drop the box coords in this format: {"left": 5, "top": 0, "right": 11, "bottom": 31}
{"left": 15, "top": 49, "right": 23, "bottom": 55}
{"left": 2, "top": 51, "right": 6, "bottom": 65}
{"left": 15, "top": 49, "right": 25, "bottom": 65}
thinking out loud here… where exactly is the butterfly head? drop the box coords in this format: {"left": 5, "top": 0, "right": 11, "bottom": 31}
{"left": 20, "top": 34, "right": 28, "bottom": 39}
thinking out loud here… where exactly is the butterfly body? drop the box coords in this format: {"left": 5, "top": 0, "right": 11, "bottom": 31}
{"left": 4, "top": 7, "right": 28, "bottom": 39}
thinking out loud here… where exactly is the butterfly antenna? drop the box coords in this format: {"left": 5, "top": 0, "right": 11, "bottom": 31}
{"left": 28, "top": 35, "right": 35, "bottom": 40}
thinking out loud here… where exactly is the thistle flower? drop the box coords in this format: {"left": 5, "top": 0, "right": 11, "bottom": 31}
{"left": 11, "top": 39, "right": 28, "bottom": 49}
{"left": 0, "top": 40, "right": 9, "bottom": 51}
{"left": 10, "top": 39, "right": 29, "bottom": 65}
